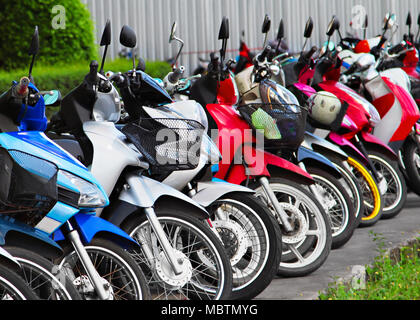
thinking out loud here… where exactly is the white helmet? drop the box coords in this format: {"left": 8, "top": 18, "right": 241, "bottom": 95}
{"left": 307, "top": 91, "right": 342, "bottom": 126}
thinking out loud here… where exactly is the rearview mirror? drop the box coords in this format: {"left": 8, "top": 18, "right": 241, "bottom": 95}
{"left": 406, "top": 12, "right": 412, "bottom": 27}
{"left": 120, "top": 25, "right": 137, "bottom": 48}
{"left": 28, "top": 26, "right": 39, "bottom": 56}
{"left": 218, "top": 16, "right": 229, "bottom": 63}
{"left": 168, "top": 21, "right": 184, "bottom": 68}
{"left": 100, "top": 19, "right": 111, "bottom": 46}
{"left": 261, "top": 14, "right": 271, "bottom": 33}
{"left": 304, "top": 17, "right": 313, "bottom": 38}
{"left": 28, "top": 26, "right": 39, "bottom": 81}
{"left": 276, "top": 19, "right": 284, "bottom": 41}
{"left": 326, "top": 16, "right": 338, "bottom": 36}
{"left": 218, "top": 16, "right": 229, "bottom": 40}
{"left": 43, "top": 90, "right": 62, "bottom": 107}
{"left": 99, "top": 20, "right": 111, "bottom": 74}
{"left": 169, "top": 21, "right": 177, "bottom": 42}
{"left": 382, "top": 13, "right": 396, "bottom": 30}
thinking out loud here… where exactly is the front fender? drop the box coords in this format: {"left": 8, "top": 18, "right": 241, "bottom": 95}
{"left": 0, "top": 216, "right": 63, "bottom": 260}
{"left": 361, "top": 131, "right": 398, "bottom": 161}
{"left": 0, "top": 246, "right": 21, "bottom": 269}
{"left": 243, "top": 145, "right": 314, "bottom": 185}
{"left": 303, "top": 131, "right": 348, "bottom": 160}
{"left": 119, "top": 174, "right": 209, "bottom": 217}
{"left": 328, "top": 132, "right": 368, "bottom": 164}
{"left": 53, "top": 213, "right": 139, "bottom": 250}
{"left": 191, "top": 180, "right": 254, "bottom": 207}
{"left": 297, "top": 146, "right": 341, "bottom": 178}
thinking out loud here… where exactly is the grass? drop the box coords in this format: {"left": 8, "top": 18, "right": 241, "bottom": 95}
{"left": 318, "top": 233, "right": 420, "bottom": 300}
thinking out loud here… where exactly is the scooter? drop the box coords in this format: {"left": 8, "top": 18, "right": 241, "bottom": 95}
{"left": 231, "top": 16, "right": 358, "bottom": 249}
{"left": 186, "top": 17, "right": 333, "bottom": 278}
{"left": 295, "top": 17, "right": 407, "bottom": 222}
{"left": 47, "top": 22, "right": 233, "bottom": 300}
{"left": 0, "top": 26, "right": 150, "bottom": 300}
{"left": 336, "top": 15, "right": 420, "bottom": 203}
{"left": 109, "top": 21, "right": 283, "bottom": 300}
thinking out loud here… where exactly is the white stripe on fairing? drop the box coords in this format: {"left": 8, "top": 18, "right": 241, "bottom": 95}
{"left": 35, "top": 216, "right": 62, "bottom": 234}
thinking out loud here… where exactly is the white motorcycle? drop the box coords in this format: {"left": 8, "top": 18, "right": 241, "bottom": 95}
{"left": 47, "top": 23, "right": 233, "bottom": 300}
{"left": 105, "top": 23, "right": 282, "bottom": 300}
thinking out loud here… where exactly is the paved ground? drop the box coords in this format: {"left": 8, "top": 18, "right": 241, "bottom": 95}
{"left": 256, "top": 192, "right": 420, "bottom": 300}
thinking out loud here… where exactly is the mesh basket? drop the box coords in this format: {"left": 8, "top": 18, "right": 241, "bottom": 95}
{"left": 238, "top": 102, "right": 308, "bottom": 149}
{"left": 121, "top": 117, "right": 205, "bottom": 172}
{"left": 0, "top": 148, "right": 58, "bottom": 224}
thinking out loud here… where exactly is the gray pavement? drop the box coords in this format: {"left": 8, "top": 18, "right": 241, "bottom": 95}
{"left": 256, "top": 192, "right": 420, "bottom": 300}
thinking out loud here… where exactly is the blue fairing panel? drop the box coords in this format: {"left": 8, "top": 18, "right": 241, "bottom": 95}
{"left": 46, "top": 201, "right": 80, "bottom": 225}
{"left": 0, "top": 215, "right": 62, "bottom": 252}
{"left": 0, "top": 132, "right": 106, "bottom": 194}
{"left": 297, "top": 146, "right": 340, "bottom": 174}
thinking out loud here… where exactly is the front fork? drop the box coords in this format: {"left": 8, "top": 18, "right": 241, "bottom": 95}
{"left": 62, "top": 221, "right": 112, "bottom": 300}
{"left": 352, "top": 134, "right": 387, "bottom": 195}
{"left": 258, "top": 177, "right": 294, "bottom": 232}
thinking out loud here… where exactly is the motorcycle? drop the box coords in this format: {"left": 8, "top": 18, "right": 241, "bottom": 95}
{"left": 108, "top": 21, "right": 283, "bottom": 300}
{"left": 47, "top": 22, "right": 234, "bottom": 300}
{"left": 231, "top": 16, "right": 358, "bottom": 249}
{"left": 0, "top": 26, "right": 150, "bottom": 300}
{"left": 285, "top": 16, "right": 410, "bottom": 223}
{"left": 176, "top": 17, "right": 333, "bottom": 277}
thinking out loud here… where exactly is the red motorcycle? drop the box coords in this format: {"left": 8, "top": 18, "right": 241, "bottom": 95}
{"left": 188, "top": 17, "right": 332, "bottom": 277}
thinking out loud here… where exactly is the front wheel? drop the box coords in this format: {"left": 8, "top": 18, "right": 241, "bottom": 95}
{"left": 347, "top": 157, "right": 383, "bottom": 227}
{"left": 305, "top": 166, "right": 356, "bottom": 249}
{"left": 402, "top": 140, "right": 420, "bottom": 196}
{"left": 0, "top": 264, "right": 39, "bottom": 300}
{"left": 4, "top": 246, "right": 81, "bottom": 300}
{"left": 367, "top": 149, "right": 407, "bottom": 219}
{"left": 56, "top": 237, "right": 150, "bottom": 300}
{"left": 206, "top": 192, "right": 282, "bottom": 300}
{"left": 250, "top": 177, "right": 332, "bottom": 277}
{"left": 121, "top": 208, "right": 233, "bottom": 300}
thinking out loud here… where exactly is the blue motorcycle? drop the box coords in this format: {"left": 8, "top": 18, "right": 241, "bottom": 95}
{"left": 0, "top": 27, "right": 150, "bottom": 300}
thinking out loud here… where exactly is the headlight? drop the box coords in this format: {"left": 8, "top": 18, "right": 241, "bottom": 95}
{"left": 60, "top": 170, "right": 107, "bottom": 208}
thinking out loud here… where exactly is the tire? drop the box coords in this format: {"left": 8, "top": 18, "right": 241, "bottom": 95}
{"left": 328, "top": 156, "right": 365, "bottom": 228}
{"left": 402, "top": 140, "right": 420, "bottom": 197}
{"left": 56, "top": 237, "right": 150, "bottom": 300}
{"left": 206, "top": 192, "right": 282, "bottom": 300}
{"left": 347, "top": 157, "right": 383, "bottom": 227}
{"left": 0, "top": 264, "right": 39, "bottom": 300}
{"left": 121, "top": 207, "right": 233, "bottom": 300}
{"left": 305, "top": 166, "right": 356, "bottom": 249}
{"left": 249, "top": 177, "right": 332, "bottom": 277}
{"left": 367, "top": 149, "right": 407, "bottom": 219}
{"left": 4, "top": 246, "right": 81, "bottom": 300}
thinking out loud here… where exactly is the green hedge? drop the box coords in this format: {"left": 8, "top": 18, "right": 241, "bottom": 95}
{"left": 0, "top": 0, "right": 97, "bottom": 70}
{"left": 0, "top": 58, "right": 171, "bottom": 118}
{"left": 0, "top": 58, "right": 171, "bottom": 96}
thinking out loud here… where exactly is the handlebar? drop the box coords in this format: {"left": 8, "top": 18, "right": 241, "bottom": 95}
{"left": 257, "top": 45, "right": 272, "bottom": 62}
{"left": 302, "top": 46, "right": 318, "bottom": 61}
{"left": 167, "top": 66, "right": 185, "bottom": 84}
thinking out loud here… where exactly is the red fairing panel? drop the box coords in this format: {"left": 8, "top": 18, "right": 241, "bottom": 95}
{"left": 381, "top": 77, "right": 420, "bottom": 142}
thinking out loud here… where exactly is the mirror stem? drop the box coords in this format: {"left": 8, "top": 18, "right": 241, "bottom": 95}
{"left": 262, "top": 33, "right": 268, "bottom": 48}
{"left": 131, "top": 49, "right": 136, "bottom": 74}
{"left": 99, "top": 45, "right": 108, "bottom": 75}
{"left": 28, "top": 54, "right": 36, "bottom": 83}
